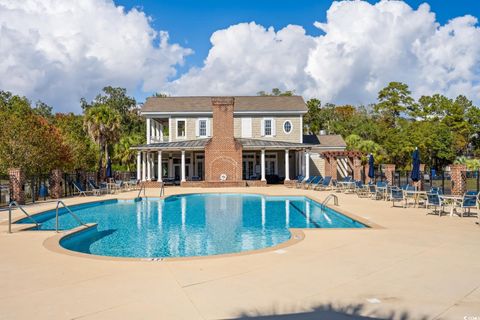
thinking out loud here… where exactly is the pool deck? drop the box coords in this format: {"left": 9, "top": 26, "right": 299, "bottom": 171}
{"left": 1, "top": 186, "right": 479, "bottom": 319}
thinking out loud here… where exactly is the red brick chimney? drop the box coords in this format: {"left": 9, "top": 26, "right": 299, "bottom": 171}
{"left": 204, "top": 97, "right": 243, "bottom": 184}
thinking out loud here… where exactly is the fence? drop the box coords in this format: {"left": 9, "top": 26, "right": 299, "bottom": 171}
{"left": 0, "top": 174, "right": 9, "bottom": 207}
{"left": 388, "top": 170, "right": 452, "bottom": 194}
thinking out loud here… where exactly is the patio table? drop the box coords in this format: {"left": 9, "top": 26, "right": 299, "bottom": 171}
{"left": 439, "top": 195, "right": 463, "bottom": 217}
{"left": 403, "top": 190, "right": 427, "bottom": 208}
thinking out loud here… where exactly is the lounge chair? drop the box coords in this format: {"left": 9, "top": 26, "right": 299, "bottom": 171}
{"left": 88, "top": 179, "right": 107, "bottom": 195}
{"left": 292, "top": 175, "right": 304, "bottom": 188}
{"left": 426, "top": 193, "right": 445, "bottom": 216}
{"left": 355, "top": 181, "right": 369, "bottom": 197}
{"left": 296, "top": 176, "right": 314, "bottom": 189}
{"left": 374, "top": 181, "right": 388, "bottom": 200}
{"left": 304, "top": 176, "right": 321, "bottom": 189}
{"left": 314, "top": 176, "right": 332, "bottom": 191}
{"left": 72, "top": 181, "right": 94, "bottom": 197}
{"left": 390, "top": 187, "right": 406, "bottom": 208}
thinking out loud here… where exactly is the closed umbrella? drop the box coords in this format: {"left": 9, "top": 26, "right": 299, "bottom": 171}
{"left": 368, "top": 154, "right": 375, "bottom": 180}
{"left": 411, "top": 148, "right": 421, "bottom": 182}
{"left": 106, "top": 157, "right": 113, "bottom": 179}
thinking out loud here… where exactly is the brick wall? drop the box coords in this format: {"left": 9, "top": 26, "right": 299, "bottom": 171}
{"left": 8, "top": 168, "right": 25, "bottom": 204}
{"left": 204, "top": 97, "right": 243, "bottom": 182}
{"left": 451, "top": 164, "right": 466, "bottom": 195}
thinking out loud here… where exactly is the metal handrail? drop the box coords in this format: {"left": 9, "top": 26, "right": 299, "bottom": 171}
{"left": 321, "top": 194, "right": 339, "bottom": 208}
{"left": 8, "top": 201, "right": 39, "bottom": 233}
{"left": 137, "top": 183, "right": 146, "bottom": 198}
{"left": 55, "top": 200, "right": 87, "bottom": 233}
{"left": 160, "top": 182, "right": 165, "bottom": 197}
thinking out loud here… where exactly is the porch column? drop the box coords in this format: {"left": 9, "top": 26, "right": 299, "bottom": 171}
{"left": 146, "top": 118, "right": 151, "bottom": 144}
{"left": 137, "top": 151, "right": 141, "bottom": 180}
{"left": 157, "top": 151, "right": 162, "bottom": 182}
{"left": 142, "top": 151, "right": 146, "bottom": 181}
{"left": 160, "top": 123, "right": 164, "bottom": 142}
{"left": 284, "top": 149, "right": 290, "bottom": 181}
{"left": 261, "top": 149, "right": 266, "bottom": 181}
{"left": 305, "top": 151, "right": 310, "bottom": 180}
{"left": 181, "top": 150, "right": 186, "bottom": 182}
{"left": 168, "top": 153, "right": 173, "bottom": 178}
{"left": 146, "top": 152, "right": 151, "bottom": 180}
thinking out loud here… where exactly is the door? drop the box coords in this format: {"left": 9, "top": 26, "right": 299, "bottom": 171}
{"left": 196, "top": 159, "right": 204, "bottom": 179}
{"left": 243, "top": 159, "right": 255, "bottom": 179}
{"left": 173, "top": 164, "right": 180, "bottom": 180}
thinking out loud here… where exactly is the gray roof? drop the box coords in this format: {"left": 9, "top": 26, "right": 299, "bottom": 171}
{"left": 133, "top": 138, "right": 310, "bottom": 150}
{"left": 303, "top": 134, "right": 347, "bottom": 148}
{"left": 142, "top": 96, "right": 307, "bottom": 113}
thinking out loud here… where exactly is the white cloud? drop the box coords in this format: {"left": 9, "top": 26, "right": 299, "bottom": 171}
{"left": 0, "top": 0, "right": 191, "bottom": 112}
{"left": 169, "top": 0, "right": 480, "bottom": 105}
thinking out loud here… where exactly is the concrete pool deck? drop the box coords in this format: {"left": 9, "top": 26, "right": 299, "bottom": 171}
{"left": 0, "top": 186, "right": 479, "bottom": 319}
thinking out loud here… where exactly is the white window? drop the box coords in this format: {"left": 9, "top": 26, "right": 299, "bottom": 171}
{"left": 199, "top": 119, "right": 207, "bottom": 137}
{"left": 241, "top": 117, "right": 252, "bottom": 138}
{"left": 262, "top": 118, "right": 275, "bottom": 137}
{"left": 176, "top": 119, "right": 186, "bottom": 138}
{"left": 283, "top": 120, "right": 293, "bottom": 134}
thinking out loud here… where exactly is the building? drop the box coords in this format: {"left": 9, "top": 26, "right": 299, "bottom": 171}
{"left": 133, "top": 96, "right": 351, "bottom": 186}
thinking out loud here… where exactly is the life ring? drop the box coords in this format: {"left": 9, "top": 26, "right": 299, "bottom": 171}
{"left": 220, "top": 174, "right": 227, "bottom": 181}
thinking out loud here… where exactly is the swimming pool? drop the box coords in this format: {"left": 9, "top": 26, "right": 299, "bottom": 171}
{"left": 18, "top": 193, "right": 366, "bottom": 258}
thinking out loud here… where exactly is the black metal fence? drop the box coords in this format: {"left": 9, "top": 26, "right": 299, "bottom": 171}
{"left": 0, "top": 174, "right": 9, "bottom": 207}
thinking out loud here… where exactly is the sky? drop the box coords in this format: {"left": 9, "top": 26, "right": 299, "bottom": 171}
{"left": 0, "top": 0, "right": 479, "bottom": 112}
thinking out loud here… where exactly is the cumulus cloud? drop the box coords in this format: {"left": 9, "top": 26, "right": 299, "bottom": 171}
{"left": 169, "top": 0, "right": 480, "bottom": 105}
{"left": 0, "top": 0, "right": 191, "bottom": 112}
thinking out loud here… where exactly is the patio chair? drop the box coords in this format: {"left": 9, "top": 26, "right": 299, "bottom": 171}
{"left": 296, "top": 176, "right": 314, "bottom": 189}
{"left": 314, "top": 176, "right": 332, "bottom": 191}
{"left": 304, "top": 176, "right": 321, "bottom": 189}
{"left": 292, "top": 175, "right": 304, "bottom": 188}
{"left": 308, "top": 176, "right": 324, "bottom": 190}
{"left": 72, "top": 181, "right": 94, "bottom": 197}
{"left": 458, "top": 192, "right": 478, "bottom": 217}
{"left": 426, "top": 193, "right": 445, "bottom": 216}
{"left": 429, "top": 186, "right": 443, "bottom": 194}
{"left": 374, "top": 181, "right": 388, "bottom": 200}
{"left": 355, "top": 181, "right": 369, "bottom": 198}
{"left": 88, "top": 179, "right": 107, "bottom": 195}
{"left": 367, "top": 183, "right": 377, "bottom": 198}
{"left": 390, "top": 187, "right": 406, "bottom": 208}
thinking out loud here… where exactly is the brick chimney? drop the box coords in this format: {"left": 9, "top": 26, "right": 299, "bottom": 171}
{"left": 204, "top": 97, "right": 243, "bottom": 183}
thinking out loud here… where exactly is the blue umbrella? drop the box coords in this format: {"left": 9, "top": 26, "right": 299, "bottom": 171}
{"left": 368, "top": 154, "right": 375, "bottom": 179}
{"left": 411, "top": 149, "right": 421, "bottom": 182}
{"left": 106, "top": 157, "right": 112, "bottom": 178}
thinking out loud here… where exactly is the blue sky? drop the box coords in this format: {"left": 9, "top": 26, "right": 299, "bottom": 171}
{"left": 115, "top": 0, "right": 480, "bottom": 74}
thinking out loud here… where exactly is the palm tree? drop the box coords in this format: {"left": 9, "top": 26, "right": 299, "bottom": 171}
{"left": 84, "top": 104, "right": 121, "bottom": 172}
{"left": 113, "top": 135, "right": 141, "bottom": 171}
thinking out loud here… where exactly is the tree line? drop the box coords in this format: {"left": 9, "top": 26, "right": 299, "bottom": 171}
{"left": 0, "top": 82, "right": 478, "bottom": 176}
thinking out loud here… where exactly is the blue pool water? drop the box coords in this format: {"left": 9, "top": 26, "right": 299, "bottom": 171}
{"left": 17, "top": 194, "right": 366, "bottom": 258}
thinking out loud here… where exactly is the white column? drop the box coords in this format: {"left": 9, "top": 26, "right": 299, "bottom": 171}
{"left": 285, "top": 149, "right": 290, "bottom": 181}
{"left": 181, "top": 150, "right": 186, "bottom": 182}
{"left": 142, "top": 152, "right": 146, "bottom": 181}
{"left": 305, "top": 151, "right": 310, "bottom": 180}
{"left": 146, "top": 152, "right": 151, "bottom": 180}
{"left": 157, "top": 151, "right": 162, "bottom": 182}
{"left": 137, "top": 151, "right": 141, "bottom": 180}
{"left": 146, "top": 118, "right": 151, "bottom": 144}
{"left": 168, "top": 153, "right": 173, "bottom": 178}
{"left": 160, "top": 123, "right": 164, "bottom": 142}
{"left": 261, "top": 149, "right": 266, "bottom": 182}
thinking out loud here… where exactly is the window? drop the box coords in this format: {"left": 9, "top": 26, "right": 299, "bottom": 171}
{"left": 199, "top": 119, "right": 207, "bottom": 137}
{"left": 283, "top": 120, "right": 292, "bottom": 134}
{"left": 176, "top": 120, "right": 186, "bottom": 138}
{"left": 264, "top": 119, "right": 272, "bottom": 136}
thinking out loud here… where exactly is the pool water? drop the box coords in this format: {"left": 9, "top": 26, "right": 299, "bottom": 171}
{"left": 18, "top": 194, "right": 366, "bottom": 258}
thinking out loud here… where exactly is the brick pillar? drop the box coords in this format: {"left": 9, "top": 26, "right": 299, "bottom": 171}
{"left": 330, "top": 157, "right": 338, "bottom": 180}
{"left": 324, "top": 156, "right": 331, "bottom": 177}
{"left": 353, "top": 158, "right": 362, "bottom": 181}
{"left": 450, "top": 164, "right": 466, "bottom": 195}
{"left": 8, "top": 168, "right": 25, "bottom": 205}
{"left": 384, "top": 164, "right": 395, "bottom": 186}
{"left": 364, "top": 164, "right": 371, "bottom": 184}
{"left": 50, "top": 169, "right": 63, "bottom": 199}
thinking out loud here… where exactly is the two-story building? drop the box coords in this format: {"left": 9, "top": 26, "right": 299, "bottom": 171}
{"left": 133, "top": 96, "right": 350, "bottom": 186}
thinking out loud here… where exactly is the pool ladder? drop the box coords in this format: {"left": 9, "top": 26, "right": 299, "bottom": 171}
{"left": 8, "top": 201, "right": 39, "bottom": 233}
{"left": 136, "top": 182, "right": 165, "bottom": 199}
{"left": 321, "top": 194, "right": 339, "bottom": 209}
{"left": 55, "top": 200, "right": 87, "bottom": 233}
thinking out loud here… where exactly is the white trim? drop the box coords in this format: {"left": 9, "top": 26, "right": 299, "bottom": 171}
{"left": 282, "top": 120, "right": 293, "bottom": 135}
{"left": 141, "top": 110, "right": 307, "bottom": 116}
{"left": 241, "top": 117, "right": 252, "bottom": 138}
{"left": 262, "top": 118, "right": 274, "bottom": 137}
{"left": 299, "top": 115, "right": 303, "bottom": 143}
{"left": 175, "top": 118, "right": 187, "bottom": 139}
{"left": 168, "top": 117, "right": 172, "bottom": 142}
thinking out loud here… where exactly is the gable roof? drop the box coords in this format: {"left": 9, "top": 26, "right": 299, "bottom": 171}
{"left": 303, "top": 134, "right": 347, "bottom": 148}
{"left": 141, "top": 96, "right": 307, "bottom": 113}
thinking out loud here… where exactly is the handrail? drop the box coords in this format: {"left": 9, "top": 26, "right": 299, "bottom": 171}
{"left": 321, "top": 194, "right": 339, "bottom": 208}
{"left": 55, "top": 200, "right": 87, "bottom": 233}
{"left": 137, "top": 183, "right": 146, "bottom": 199}
{"left": 8, "top": 201, "right": 39, "bottom": 233}
{"left": 160, "top": 181, "right": 165, "bottom": 197}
